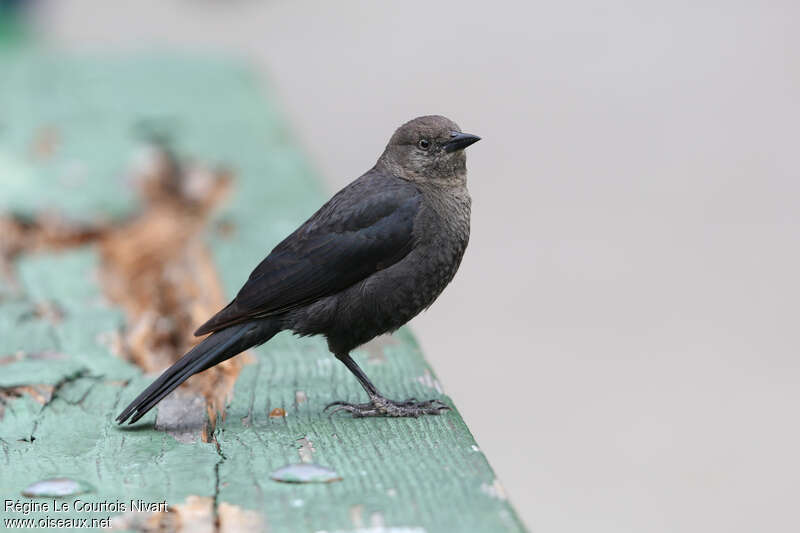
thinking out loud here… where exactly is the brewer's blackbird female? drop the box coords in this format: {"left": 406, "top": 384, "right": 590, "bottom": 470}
{"left": 117, "top": 115, "right": 480, "bottom": 423}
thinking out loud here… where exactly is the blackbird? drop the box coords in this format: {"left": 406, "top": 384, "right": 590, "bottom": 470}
{"left": 117, "top": 115, "right": 480, "bottom": 423}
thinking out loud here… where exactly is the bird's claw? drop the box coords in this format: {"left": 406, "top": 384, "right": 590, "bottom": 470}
{"left": 325, "top": 396, "right": 450, "bottom": 418}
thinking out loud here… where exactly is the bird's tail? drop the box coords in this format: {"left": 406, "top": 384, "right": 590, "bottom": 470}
{"left": 116, "top": 320, "right": 278, "bottom": 425}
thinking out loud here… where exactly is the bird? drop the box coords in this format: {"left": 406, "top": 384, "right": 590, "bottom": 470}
{"left": 116, "top": 115, "right": 480, "bottom": 423}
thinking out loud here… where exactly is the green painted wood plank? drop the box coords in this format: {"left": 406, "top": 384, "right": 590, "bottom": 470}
{"left": 0, "top": 7, "right": 28, "bottom": 50}
{"left": 0, "top": 52, "right": 526, "bottom": 532}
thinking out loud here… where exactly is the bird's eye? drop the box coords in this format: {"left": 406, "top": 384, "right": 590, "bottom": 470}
{"left": 417, "top": 139, "right": 431, "bottom": 150}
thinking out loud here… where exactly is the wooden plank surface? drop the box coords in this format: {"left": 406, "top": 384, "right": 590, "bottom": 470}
{"left": 0, "top": 52, "right": 526, "bottom": 532}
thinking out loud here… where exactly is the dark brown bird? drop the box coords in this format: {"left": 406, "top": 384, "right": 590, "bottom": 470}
{"left": 117, "top": 115, "right": 480, "bottom": 423}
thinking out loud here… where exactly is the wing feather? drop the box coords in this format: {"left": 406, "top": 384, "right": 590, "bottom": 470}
{"left": 195, "top": 173, "right": 420, "bottom": 335}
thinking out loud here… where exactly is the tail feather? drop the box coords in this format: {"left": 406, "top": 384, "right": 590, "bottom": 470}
{"left": 116, "top": 321, "right": 274, "bottom": 425}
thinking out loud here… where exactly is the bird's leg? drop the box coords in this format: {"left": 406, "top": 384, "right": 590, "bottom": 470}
{"left": 325, "top": 352, "right": 450, "bottom": 418}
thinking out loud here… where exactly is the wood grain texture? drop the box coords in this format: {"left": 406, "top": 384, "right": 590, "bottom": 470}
{"left": 0, "top": 53, "right": 526, "bottom": 532}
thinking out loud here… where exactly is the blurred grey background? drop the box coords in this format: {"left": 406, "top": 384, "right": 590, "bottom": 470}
{"left": 29, "top": 1, "right": 800, "bottom": 531}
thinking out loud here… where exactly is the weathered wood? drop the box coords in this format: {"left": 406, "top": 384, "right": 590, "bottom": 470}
{"left": 0, "top": 52, "right": 526, "bottom": 532}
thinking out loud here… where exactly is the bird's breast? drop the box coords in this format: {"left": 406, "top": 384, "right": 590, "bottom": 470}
{"left": 300, "top": 185, "right": 471, "bottom": 353}
{"left": 366, "top": 189, "right": 471, "bottom": 322}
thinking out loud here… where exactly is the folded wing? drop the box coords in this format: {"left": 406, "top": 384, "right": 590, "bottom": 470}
{"left": 195, "top": 174, "right": 420, "bottom": 336}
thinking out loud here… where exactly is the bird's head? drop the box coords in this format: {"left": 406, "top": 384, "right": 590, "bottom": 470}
{"left": 379, "top": 115, "right": 480, "bottom": 184}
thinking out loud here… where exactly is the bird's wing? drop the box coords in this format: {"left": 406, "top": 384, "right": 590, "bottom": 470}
{"left": 194, "top": 174, "right": 420, "bottom": 336}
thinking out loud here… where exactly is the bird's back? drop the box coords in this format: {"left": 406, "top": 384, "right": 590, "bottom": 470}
{"left": 195, "top": 169, "right": 422, "bottom": 336}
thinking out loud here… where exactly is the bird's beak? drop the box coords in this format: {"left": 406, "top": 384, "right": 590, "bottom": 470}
{"left": 444, "top": 132, "right": 481, "bottom": 153}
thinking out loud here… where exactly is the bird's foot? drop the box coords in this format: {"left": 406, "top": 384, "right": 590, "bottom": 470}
{"left": 325, "top": 395, "right": 450, "bottom": 418}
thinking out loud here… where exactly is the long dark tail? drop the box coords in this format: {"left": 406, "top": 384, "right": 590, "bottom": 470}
{"left": 116, "top": 320, "right": 279, "bottom": 425}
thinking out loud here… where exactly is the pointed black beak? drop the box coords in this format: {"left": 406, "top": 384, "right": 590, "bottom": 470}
{"left": 444, "top": 132, "right": 481, "bottom": 153}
